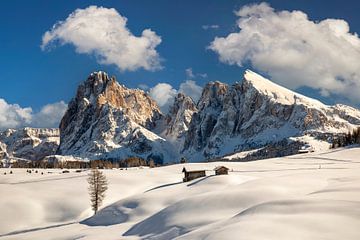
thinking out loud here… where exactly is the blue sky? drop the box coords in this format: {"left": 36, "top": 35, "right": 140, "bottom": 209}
{"left": 1, "top": 0, "right": 360, "bottom": 128}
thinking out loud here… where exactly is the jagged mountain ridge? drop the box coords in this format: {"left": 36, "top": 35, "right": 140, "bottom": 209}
{"left": 0, "top": 128, "right": 59, "bottom": 161}
{"left": 2, "top": 70, "right": 360, "bottom": 163}
{"left": 59, "top": 70, "right": 360, "bottom": 162}
{"left": 182, "top": 70, "right": 360, "bottom": 160}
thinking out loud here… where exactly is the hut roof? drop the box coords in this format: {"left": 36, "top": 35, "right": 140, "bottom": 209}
{"left": 182, "top": 167, "right": 206, "bottom": 173}
{"left": 214, "top": 166, "right": 229, "bottom": 171}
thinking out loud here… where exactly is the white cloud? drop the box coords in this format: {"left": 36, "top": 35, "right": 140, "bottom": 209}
{"left": 198, "top": 73, "right": 208, "bottom": 78}
{"left": 0, "top": 100, "right": 67, "bottom": 130}
{"left": 0, "top": 99, "right": 32, "bottom": 129}
{"left": 185, "top": 68, "right": 195, "bottom": 79}
{"left": 149, "top": 83, "right": 177, "bottom": 112}
{"left": 149, "top": 80, "right": 203, "bottom": 113}
{"left": 210, "top": 2, "right": 360, "bottom": 103}
{"left": 179, "top": 80, "right": 203, "bottom": 102}
{"left": 42, "top": 6, "right": 162, "bottom": 72}
{"left": 32, "top": 101, "right": 68, "bottom": 128}
{"left": 202, "top": 25, "right": 219, "bottom": 30}
{"left": 185, "top": 68, "right": 208, "bottom": 79}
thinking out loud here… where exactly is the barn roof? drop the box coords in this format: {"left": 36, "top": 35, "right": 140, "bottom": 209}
{"left": 214, "top": 166, "right": 229, "bottom": 171}
{"left": 182, "top": 167, "right": 206, "bottom": 173}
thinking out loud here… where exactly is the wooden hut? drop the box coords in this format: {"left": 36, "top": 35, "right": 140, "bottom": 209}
{"left": 214, "top": 166, "right": 229, "bottom": 175}
{"left": 182, "top": 167, "right": 206, "bottom": 182}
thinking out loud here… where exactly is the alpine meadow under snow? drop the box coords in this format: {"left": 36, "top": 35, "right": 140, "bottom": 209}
{"left": 0, "top": 147, "right": 360, "bottom": 239}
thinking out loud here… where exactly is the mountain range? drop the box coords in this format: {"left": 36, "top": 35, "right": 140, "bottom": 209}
{"left": 1, "top": 70, "right": 360, "bottom": 164}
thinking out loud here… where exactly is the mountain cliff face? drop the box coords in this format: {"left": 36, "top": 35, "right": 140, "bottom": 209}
{"left": 54, "top": 70, "right": 360, "bottom": 163}
{"left": 182, "top": 81, "right": 228, "bottom": 152}
{"left": 164, "top": 93, "right": 197, "bottom": 145}
{"left": 58, "top": 71, "right": 176, "bottom": 163}
{"left": 182, "top": 70, "right": 360, "bottom": 160}
{"left": 0, "top": 128, "right": 59, "bottom": 161}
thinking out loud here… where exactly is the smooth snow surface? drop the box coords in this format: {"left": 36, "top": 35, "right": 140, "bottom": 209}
{"left": 1, "top": 147, "right": 360, "bottom": 239}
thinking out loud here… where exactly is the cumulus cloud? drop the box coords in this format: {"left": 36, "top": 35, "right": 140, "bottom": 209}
{"left": 149, "top": 83, "right": 177, "bottom": 112}
{"left": 0, "top": 100, "right": 67, "bottom": 130}
{"left": 32, "top": 101, "right": 68, "bottom": 128}
{"left": 149, "top": 80, "right": 203, "bottom": 113}
{"left": 42, "top": 6, "right": 162, "bottom": 71}
{"left": 0, "top": 99, "right": 32, "bottom": 129}
{"left": 179, "top": 80, "right": 203, "bottom": 102}
{"left": 210, "top": 2, "right": 360, "bottom": 103}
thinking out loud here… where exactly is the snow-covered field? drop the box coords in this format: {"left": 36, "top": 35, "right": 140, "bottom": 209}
{"left": 1, "top": 147, "right": 360, "bottom": 240}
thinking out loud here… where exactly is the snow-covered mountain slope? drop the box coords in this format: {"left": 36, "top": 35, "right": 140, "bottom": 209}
{"left": 0, "top": 128, "right": 59, "bottom": 161}
{"left": 1, "top": 147, "right": 360, "bottom": 239}
{"left": 182, "top": 70, "right": 360, "bottom": 161}
{"left": 163, "top": 93, "right": 197, "bottom": 145}
{"left": 59, "top": 71, "right": 177, "bottom": 163}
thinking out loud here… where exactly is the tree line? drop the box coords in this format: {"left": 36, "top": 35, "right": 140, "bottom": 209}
{"left": 3, "top": 156, "right": 159, "bottom": 169}
{"left": 331, "top": 127, "right": 360, "bottom": 148}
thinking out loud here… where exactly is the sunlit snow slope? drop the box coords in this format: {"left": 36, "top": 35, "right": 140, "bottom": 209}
{"left": 0, "top": 147, "right": 360, "bottom": 239}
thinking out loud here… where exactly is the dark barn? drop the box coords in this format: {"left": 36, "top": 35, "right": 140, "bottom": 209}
{"left": 214, "top": 166, "right": 229, "bottom": 175}
{"left": 182, "top": 167, "right": 206, "bottom": 182}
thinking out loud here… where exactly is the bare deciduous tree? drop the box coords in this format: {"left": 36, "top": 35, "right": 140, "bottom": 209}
{"left": 87, "top": 168, "right": 108, "bottom": 214}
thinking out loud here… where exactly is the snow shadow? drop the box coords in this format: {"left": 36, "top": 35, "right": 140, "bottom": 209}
{"left": 81, "top": 201, "right": 136, "bottom": 226}
{"left": 144, "top": 181, "right": 183, "bottom": 193}
{"left": 123, "top": 205, "right": 187, "bottom": 239}
{"left": 308, "top": 187, "right": 360, "bottom": 195}
{"left": 0, "top": 222, "right": 76, "bottom": 238}
{"left": 187, "top": 175, "right": 213, "bottom": 187}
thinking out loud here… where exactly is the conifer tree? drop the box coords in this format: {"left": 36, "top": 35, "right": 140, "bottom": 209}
{"left": 87, "top": 168, "right": 108, "bottom": 215}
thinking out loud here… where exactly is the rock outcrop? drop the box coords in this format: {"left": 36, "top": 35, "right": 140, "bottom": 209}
{"left": 164, "top": 93, "right": 197, "bottom": 145}
{"left": 0, "top": 128, "right": 59, "bottom": 161}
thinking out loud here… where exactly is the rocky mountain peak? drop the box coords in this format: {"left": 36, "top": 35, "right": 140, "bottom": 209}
{"left": 58, "top": 71, "right": 175, "bottom": 163}
{"left": 61, "top": 71, "right": 162, "bottom": 132}
{"left": 75, "top": 71, "right": 114, "bottom": 104}
{"left": 197, "top": 81, "right": 228, "bottom": 111}
{"left": 165, "top": 93, "right": 197, "bottom": 142}
{"left": 169, "top": 93, "right": 197, "bottom": 114}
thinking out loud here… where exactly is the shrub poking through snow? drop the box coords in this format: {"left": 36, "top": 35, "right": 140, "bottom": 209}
{"left": 87, "top": 168, "right": 108, "bottom": 215}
